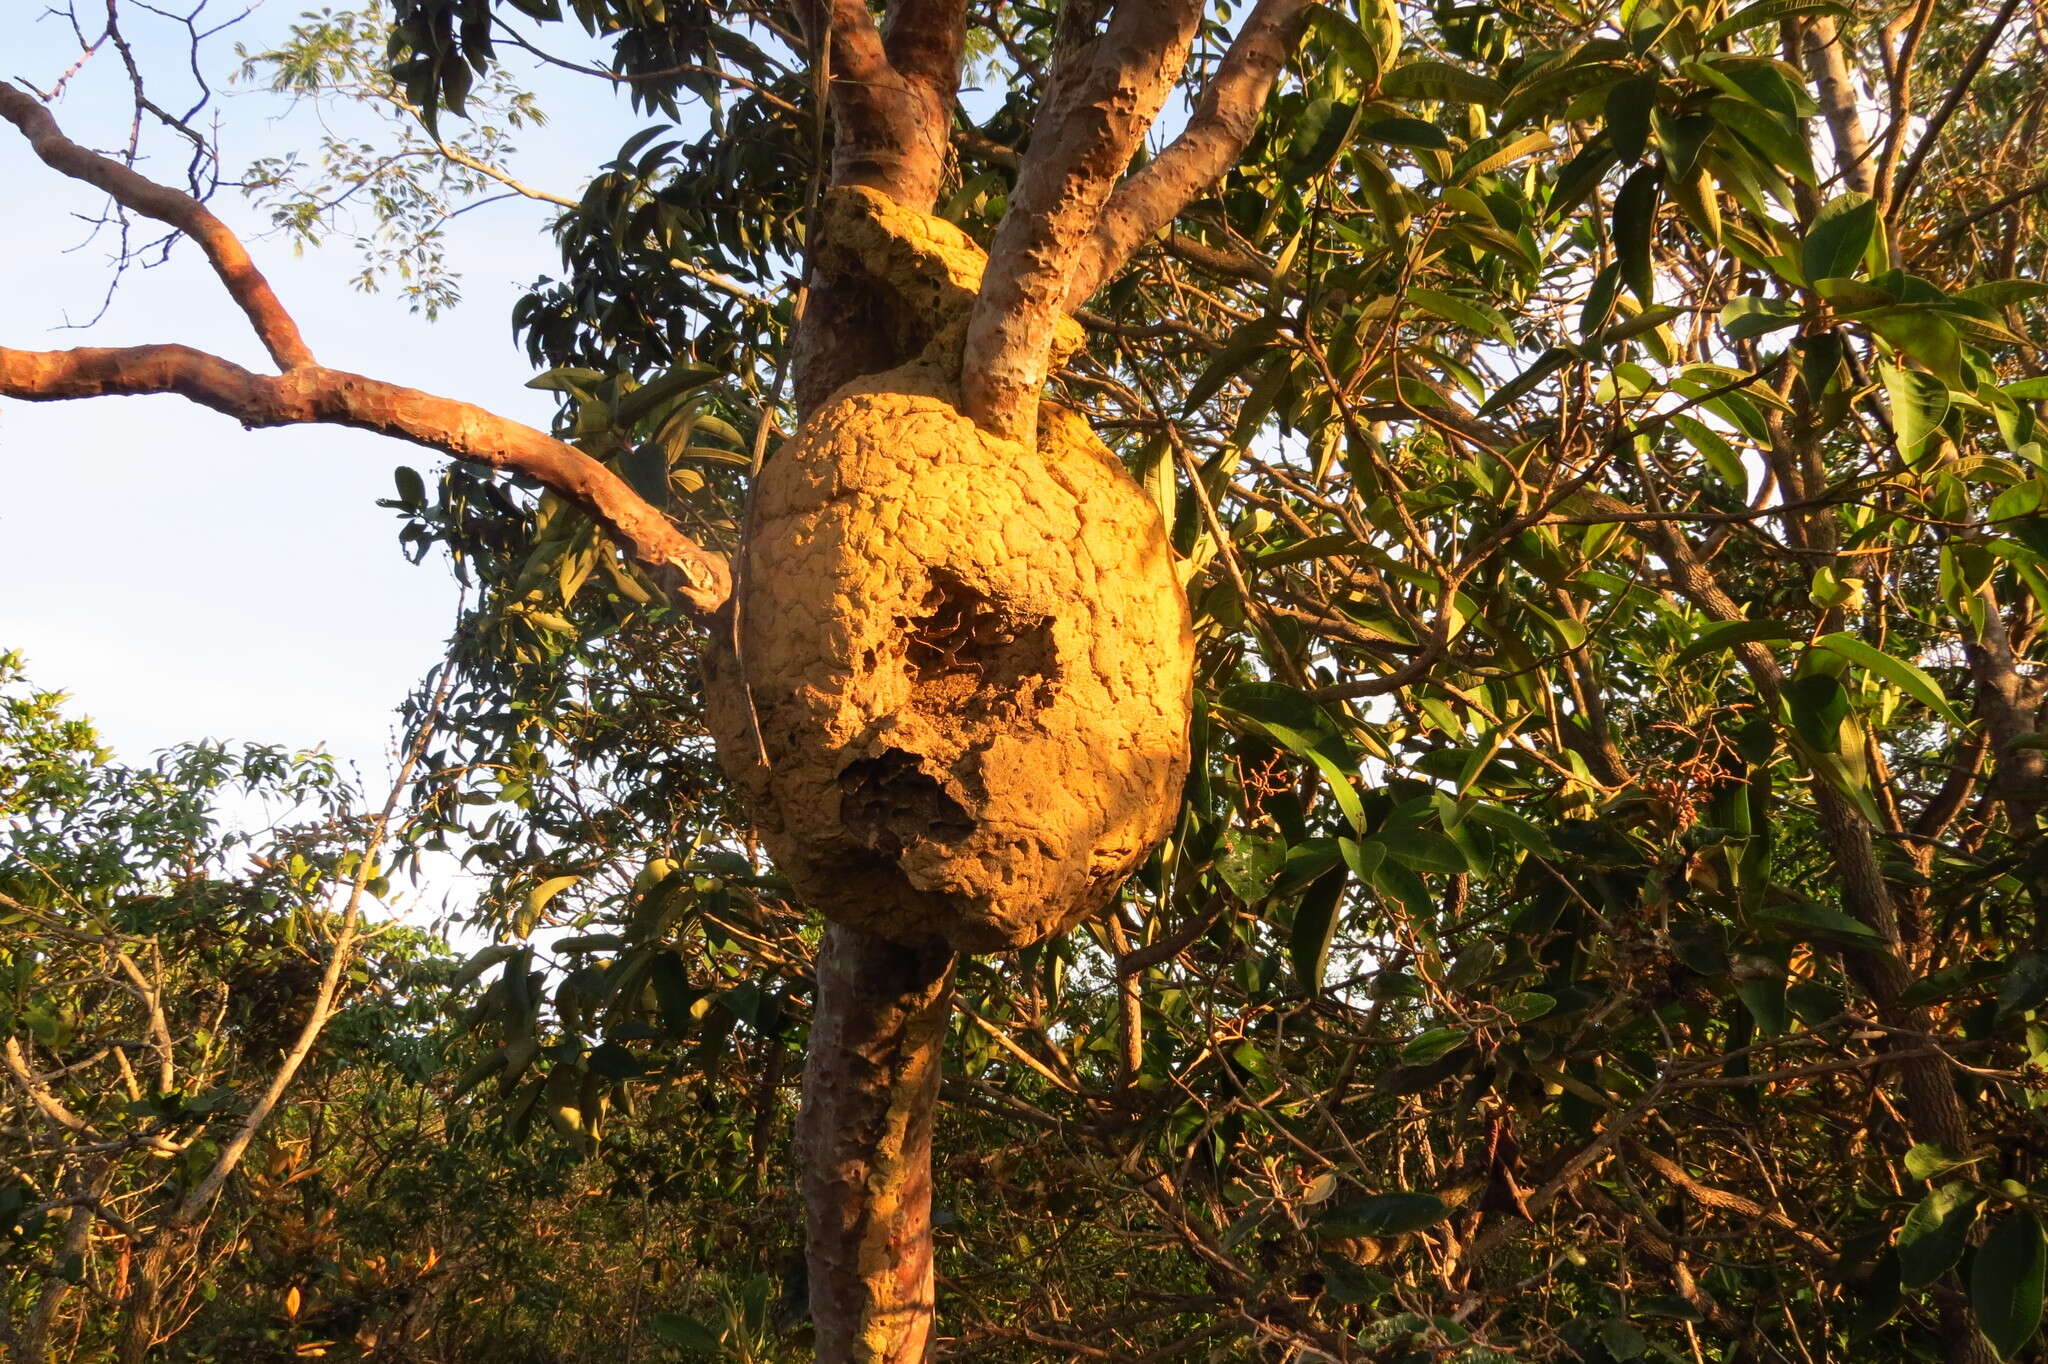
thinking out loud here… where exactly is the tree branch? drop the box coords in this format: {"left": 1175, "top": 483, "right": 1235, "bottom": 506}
{"left": 0, "top": 344, "right": 732, "bottom": 615}
{"left": 883, "top": 0, "right": 968, "bottom": 91}
{"left": 796, "top": 0, "right": 951, "bottom": 207}
{"left": 961, "top": 0, "right": 1206, "bottom": 443}
{"left": 0, "top": 81, "right": 314, "bottom": 372}
{"left": 1064, "top": 0, "right": 1310, "bottom": 309}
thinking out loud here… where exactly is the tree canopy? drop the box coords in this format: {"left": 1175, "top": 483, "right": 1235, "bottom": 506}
{"left": 8, "top": 0, "right": 2048, "bottom": 1360}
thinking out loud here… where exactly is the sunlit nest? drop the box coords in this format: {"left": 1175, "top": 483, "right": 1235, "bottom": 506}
{"left": 706, "top": 373, "right": 1194, "bottom": 953}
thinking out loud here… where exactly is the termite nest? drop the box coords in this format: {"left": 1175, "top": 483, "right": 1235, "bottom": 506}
{"left": 706, "top": 371, "right": 1194, "bottom": 953}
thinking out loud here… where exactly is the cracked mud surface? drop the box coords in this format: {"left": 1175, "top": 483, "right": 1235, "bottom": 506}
{"left": 706, "top": 372, "right": 1194, "bottom": 952}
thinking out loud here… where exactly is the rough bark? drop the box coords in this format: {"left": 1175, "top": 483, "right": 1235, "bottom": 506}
{"left": 789, "top": 0, "right": 964, "bottom": 412}
{"left": 1970, "top": 583, "right": 2048, "bottom": 830}
{"left": 0, "top": 344, "right": 732, "bottom": 615}
{"left": 1798, "top": 17, "right": 1877, "bottom": 200}
{"left": 960, "top": 1, "right": 1205, "bottom": 443}
{"left": 1063, "top": 0, "right": 1312, "bottom": 309}
{"left": 800, "top": 924, "right": 956, "bottom": 1363}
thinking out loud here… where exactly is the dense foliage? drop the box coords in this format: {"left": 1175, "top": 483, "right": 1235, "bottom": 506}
{"left": 11, "top": 0, "right": 2048, "bottom": 1359}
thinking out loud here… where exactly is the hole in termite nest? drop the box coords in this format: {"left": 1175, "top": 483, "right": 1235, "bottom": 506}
{"left": 837, "top": 748, "right": 977, "bottom": 857}
{"left": 901, "top": 569, "right": 1054, "bottom": 711}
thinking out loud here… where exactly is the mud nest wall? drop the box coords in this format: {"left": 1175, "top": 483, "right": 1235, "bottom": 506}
{"left": 705, "top": 373, "right": 1194, "bottom": 953}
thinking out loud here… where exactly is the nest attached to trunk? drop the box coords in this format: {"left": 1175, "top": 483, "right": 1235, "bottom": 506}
{"left": 705, "top": 371, "right": 1194, "bottom": 953}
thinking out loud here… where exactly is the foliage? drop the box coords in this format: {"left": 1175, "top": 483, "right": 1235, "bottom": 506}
{"left": 15, "top": 0, "right": 2048, "bottom": 1359}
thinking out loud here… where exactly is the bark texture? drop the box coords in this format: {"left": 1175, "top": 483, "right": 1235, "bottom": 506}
{"left": 800, "top": 923, "right": 955, "bottom": 1364}
{"left": 960, "top": 2, "right": 1205, "bottom": 443}
{"left": 1063, "top": 0, "right": 1314, "bottom": 309}
{"left": 0, "top": 82, "right": 313, "bottom": 371}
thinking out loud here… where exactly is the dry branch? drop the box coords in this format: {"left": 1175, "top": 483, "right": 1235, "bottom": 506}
{"left": 0, "top": 81, "right": 313, "bottom": 372}
{"left": 0, "top": 344, "right": 732, "bottom": 614}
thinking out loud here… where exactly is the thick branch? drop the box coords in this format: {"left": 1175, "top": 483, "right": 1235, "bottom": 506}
{"left": 883, "top": 0, "right": 969, "bottom": 90}
{"left": 1064, "top": 0, "right": 1310, "bottom": 309}
{"left": 799, "top": 0, "right": 951, "bottom": 207}
{"left": 0, "top": 344, "right": 731, "bottom": 615}
{"left": 1798, "top": 17, "right": 1877, "bottom": 200}
{"left": 0, "top": 82, "right": 314, "bottom": 372}
{"left": 801, "top": 923, "right": 956, "bottom": 1364}
{"left": 961, "top": 0, "right": 1205, "bottom": 443}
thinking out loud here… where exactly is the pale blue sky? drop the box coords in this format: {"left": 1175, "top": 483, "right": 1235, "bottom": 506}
{"left": 1, "top": 3, "right": 651, "bottom": 794}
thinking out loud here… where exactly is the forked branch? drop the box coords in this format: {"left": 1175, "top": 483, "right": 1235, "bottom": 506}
{"left": 961, "top": 0, "right": 1206, "bottom": 442}
{"left": 0, "top": 85, "right": 732, "bottom": 618}
{"left": 0, "top": 81, "right": 313, "bottom": 372}
{"left": 1064, "top": 0, "right": 1312, "bottom": 309}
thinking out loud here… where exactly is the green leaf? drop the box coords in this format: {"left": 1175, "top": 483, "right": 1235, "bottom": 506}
{"left": 1408, "top": 287, "right": 1515, "bottom": 344}
{"left": 1317, "top": 1191, "right": 1450, "bottom": 1237}
{"left": 1216, "top": 829, "right": 1287, "bottom": 902}
{"left": 1801, "top": 193, "right": 1877, "bottom": 284}
{"left": 450, "top": 943, "right": 520, "bottom": 990}
{"left": 649, "top": 950, "right": 702, "bottom": 1040}
{"left": 1974, "top": 1213, "right": 2048, "bottom": 1359}
{"left": 393, "top": 465, "right": 426, "bottom": 508}
{"left": 1722, "top": 294, "right": 1804, "bottom": 339}
{"left": 1606, "top": 75, "right": 1657, "bottom": 164}
{"left": 1882, "top": 362, "right": 1952, "bottom": 465}
{"left": 1290, "top": 867, "right": 1348, "bottom": 995}
{"left": 1868, "top": 312, "right": 1963, "bottom": 387}
{"left": 1602, "top": 1320, "right": 1648, "bottom": 1361}
{"left": 1814, "top": 632, "right": 1963, "bottom": 726}
{"left": 1363, "top": 117, "right": 1453, "bottom": 151}
{"left": 1455, "top": 129, "right": 1554, "bottom": 184}
{"left": 1383, "top": 59, "right": 1504, "bottom": 105}
{"left": 648, "top": 1312, "right": 723, "bottom": 1353}
{"left": 1182, "top": 318, "right": 1283, "bottom": 413}
{"left": 1706, "top": 0, "right": 1847, "bottom": 41}
{"left": 1401, "top": 1026, "right": 1467, "bottom": 1064}
{"left": 1904, "top": 1143, "right": 1980, "bottom": 1182}
{"left": 1480, "top": 346, "right": 1576, "bottom": 414}
{"left": 1898, "top": 1182, "right": 1983, "bottom": 1289}
{"left": 1614, "top": 166, "right": 1661, "bottom": 304}
{"left": 1673, "top": 619, "right": 1800, "bottom": 666}
{"left": 1755, "top": 900, "right": 1886, "bottom": 945}
{"left": 516, "top": 874, "right": 582, "bottom": 937}
{"left": 1999, "top": 952, "right": 2048, "bottom": 1019}
{"left": 1784, "top": 674, "right": 1850, "bottom": 754}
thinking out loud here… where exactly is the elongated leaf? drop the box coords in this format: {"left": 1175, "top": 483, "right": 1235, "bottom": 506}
{"left": 1707, "top": 0, "right": 1847, "bottom": 41}
{"left": 1364, "top": 116, "right": 1453, "bottom": 151}
{"left": 1975, "top": 1213, "right": 2048, "bottom": 1359}
{"left": 1383, "top": 59, "right": 1503, "bottom": 105}
{"left": 1814, "top": 632, "right": 1963, "bottom": 726}
{"left": 1903, "top": 1143, "right": 1979, "bottom": 1182}
{"left": 1408, "top": 287, "right": 1515, "bottom": 344}
{"left": 1607, "top": 75, "right": 1657, "bottom": 164}
{"left": 1614, "top": 166, "right": 1660, "bottom": 304}
{"left": 1800, "top": 193, "right": 1877, "bottom": 284}
{"left": 1674, "top": 619, "right": 1799, "bottom": 665}
{"left": 1318, "top": 1191, "right": 1450, "bottom": 1237}
{"left": 1898, "top": 1182, "right": 1983, "bottom": 1288}
{"left": 1456, "top": 130, "right": 1554, "bottom": 184}
{"left": 1882, "top": 362, "right": 1952, "bottom": 465}
{"left": 1290, "top": 866, "right": 1348, "bottom": 995}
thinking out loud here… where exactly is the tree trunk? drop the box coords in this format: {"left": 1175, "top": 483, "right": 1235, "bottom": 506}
{"left": 116, "top": 1229, "right": 185, "bottom": 1364}
{"left": 800, "top": 923, "right": 956, "bottom": 1362}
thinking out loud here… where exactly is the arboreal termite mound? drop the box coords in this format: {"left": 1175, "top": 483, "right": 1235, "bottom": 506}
{"left": 705, "top": 188, "right": 1194, "bottom": 954}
